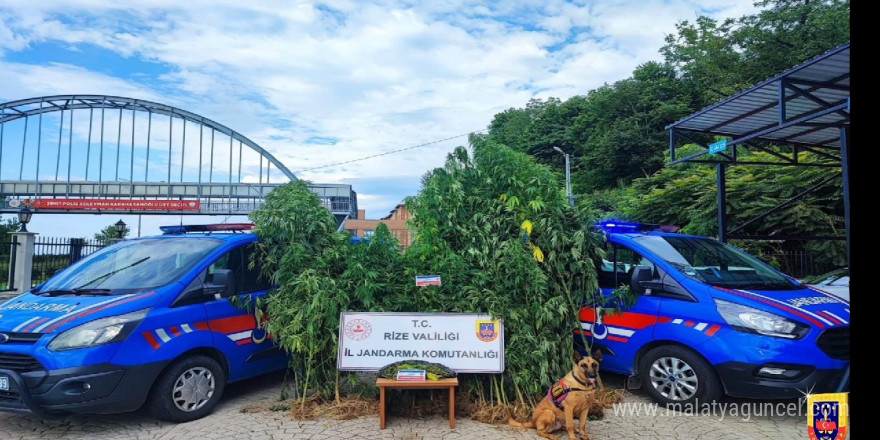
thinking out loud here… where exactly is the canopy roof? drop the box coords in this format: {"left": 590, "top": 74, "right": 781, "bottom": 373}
{"left": 667, "top": 42, "right": 849, "bottom": 165}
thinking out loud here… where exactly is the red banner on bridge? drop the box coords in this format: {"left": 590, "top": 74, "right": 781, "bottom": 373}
{"left": 34, "top": 199, "right": 200, "bottom": 211}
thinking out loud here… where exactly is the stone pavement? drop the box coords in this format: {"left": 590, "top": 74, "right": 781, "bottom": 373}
{"left": 0, "top": 372, "right": 809, "bottom": 440}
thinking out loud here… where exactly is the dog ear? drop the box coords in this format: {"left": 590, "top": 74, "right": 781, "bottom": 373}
{"left": 574, "top": 350, "right": 584, "bottom": 362}
{"left": 593, "top": 349, "right": 603, "bottom": 363}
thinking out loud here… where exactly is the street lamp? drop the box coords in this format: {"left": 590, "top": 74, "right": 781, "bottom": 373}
{"left": 115, "top": 219, "right": 127, "bottom": 240}
{"left": 553, "top": 147, "right": 574, "bottom": 206}
{"left": 17, "top": 207, "right": 33, "bottom": 232}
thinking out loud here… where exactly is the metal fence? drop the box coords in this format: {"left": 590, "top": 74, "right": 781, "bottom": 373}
{"left": 0, "top": 238, "right": 839, "bottom": 293}
{"left": 754, "top": 250, "right": 839, "bottom": 279}
{"left": 0, "top": 238, "right": 16, "bottom": 291}
{"left": 32, "top": 237, "right": 106, "bottom": 287}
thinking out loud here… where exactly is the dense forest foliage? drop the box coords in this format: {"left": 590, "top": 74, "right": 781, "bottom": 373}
{"left": 480, "top": 0, "right": 849, "bottom": 274}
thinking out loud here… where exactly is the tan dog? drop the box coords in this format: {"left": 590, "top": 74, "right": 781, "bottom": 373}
{"left": 509, "top": 350, "right": 603, "bottom": 440}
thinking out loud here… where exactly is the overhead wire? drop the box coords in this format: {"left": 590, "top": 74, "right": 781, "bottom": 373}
{"left": 292, "top": 129, "right": 488, "bottom": 174}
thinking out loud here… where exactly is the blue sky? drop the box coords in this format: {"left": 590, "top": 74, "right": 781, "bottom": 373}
{"left": 0, "top": 0, "right": 759, "bottom": 238}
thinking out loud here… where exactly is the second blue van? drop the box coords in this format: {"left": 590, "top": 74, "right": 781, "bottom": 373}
{"left": 575, "top": 222, "right": 849, "bottom": 406}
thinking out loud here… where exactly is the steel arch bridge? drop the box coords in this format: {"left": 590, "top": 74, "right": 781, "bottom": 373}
{"left": 0, "top": 95, "right": 356, "bottom": 221}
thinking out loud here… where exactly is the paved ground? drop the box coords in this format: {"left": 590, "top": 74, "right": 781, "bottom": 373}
{"left": 0, "top": 371, "right": 810, "bottom": 440}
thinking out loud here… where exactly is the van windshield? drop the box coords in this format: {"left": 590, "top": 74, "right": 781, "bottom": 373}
{"left": 37, "top": 237, "right": 224, "bottom": 294}
{"left": 633, "top": 235, "right": 800, "bottom": 290}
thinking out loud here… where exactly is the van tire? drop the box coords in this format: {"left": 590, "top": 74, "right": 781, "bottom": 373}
{"left": 638, "top": 345, "right": 722, "bottom": 407}
{"left": 146, "top": 355, "right": 226, "bottom": 422}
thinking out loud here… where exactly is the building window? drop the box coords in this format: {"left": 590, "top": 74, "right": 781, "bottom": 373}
{"left": 365, "top": 230, "right": 375, "bottom": 237}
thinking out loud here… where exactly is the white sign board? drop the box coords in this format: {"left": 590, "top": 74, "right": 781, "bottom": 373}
{"left": 415, "top": 275, "right": 441, "bottom": 286}
{"left": 337, "top": 312, "right": 504, "bottom": 373}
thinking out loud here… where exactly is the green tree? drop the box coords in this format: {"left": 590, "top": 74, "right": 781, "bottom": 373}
{"left": 733, "top": 0, "right": 850, "bottom": 82}
{"left": 403, "top": 138, "right": 621, "bottom": 406}
{"left": 246, "top": 180, "right": 344, "bottom": 406}
{"left": 484, "top": 96, "right": 590, "bottom": 167}
{"left": 661, "top": 0, "right": 850, "bottom": 108}
{"left": 660, "top": 15, "right": 749, "bottom": 107}
{"left": 94, "top": 223, "right": 130, "bottom": 245}
{"left": 571, "top": 61, "right": 692, "bottom": 192}
{"left": 483, "top": 61, "right": 692, "bottom": 194}
{"left": 0, "top": 216, "right": 21, "bottom": 243}
{"left": 485, "top": 98, "right": 554, "bottom": 154}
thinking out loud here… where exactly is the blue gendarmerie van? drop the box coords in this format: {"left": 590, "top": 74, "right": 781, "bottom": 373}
{"left": 575, "top": 221, "right": 849, "bottom": 406}
{"left": 0, "top": 223, "right": 287, "bottom": 422}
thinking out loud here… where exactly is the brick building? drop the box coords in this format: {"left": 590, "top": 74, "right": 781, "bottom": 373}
{"left": 343, "top": 203, "right": 414, "bottom": 248}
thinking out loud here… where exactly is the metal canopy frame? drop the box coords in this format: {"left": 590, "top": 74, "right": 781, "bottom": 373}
{"left": 665, "top": 43, "right": 850, "bottom": 266}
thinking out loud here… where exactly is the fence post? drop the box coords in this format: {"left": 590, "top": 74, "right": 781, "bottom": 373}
{"left": 69, "top": 238, "right": 85, "bottom": 265}
{"left": 10, "top": 231, "right": 38, "bottom": 293}
{"left": 7, "top": 236, "right": 17, "bottom": 290}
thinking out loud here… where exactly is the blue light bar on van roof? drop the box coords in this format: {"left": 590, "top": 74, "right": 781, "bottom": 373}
{"left": 159, "top": 225, "right": 188, "bottom": 234}
{"left": 597, "top": 221, "right": 642, "bottom": 231}
{"left": 594, "top": 221, "right": 680, "bottom": 234}
{"left": 160, "top": 223, "right": 254, "bottom": 234}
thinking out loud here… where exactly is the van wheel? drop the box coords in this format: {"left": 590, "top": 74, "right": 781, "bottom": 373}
{"left": 147, "top": 355, "right": 226, "bottom": 422}
{"left": 639, "top": 345, "right": 722, "bottom": 407}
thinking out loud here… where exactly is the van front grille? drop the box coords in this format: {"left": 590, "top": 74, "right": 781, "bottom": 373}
{"left": 816, "top": 327, "right": 850, "bottom": 360}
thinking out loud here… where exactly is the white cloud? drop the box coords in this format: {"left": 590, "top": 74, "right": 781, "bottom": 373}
{"left": 0, "top": 62, "right": 157, "bottom": 99}
{"left": 0, "top": 0, "right": 760, "bottom": 225}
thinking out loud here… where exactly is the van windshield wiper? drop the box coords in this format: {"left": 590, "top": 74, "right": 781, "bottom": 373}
{"left": 38, "top": 288, "right": 114, "bottom": 296}
{"left": 75, "top": 256, "right": 151, "bottom": 289}
{"left": 725, "top": 281, "right": 795, "bottom": 291}
{"left": 36, "top": 289, "right": 75, "bottom": 297}
{"left": 72, "top": 288, "right": 114, "bottom": 295}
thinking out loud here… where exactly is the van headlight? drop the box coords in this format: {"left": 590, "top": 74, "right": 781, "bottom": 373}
{"left": 49, "top": 309, "right": 149, "bottom": 351}
{"left": 714, "top": 299, "right": 809, "bottom": 339}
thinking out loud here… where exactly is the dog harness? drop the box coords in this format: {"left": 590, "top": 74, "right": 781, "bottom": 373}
{"left": 547, "top": 379, "right": 592, "bottom": 410}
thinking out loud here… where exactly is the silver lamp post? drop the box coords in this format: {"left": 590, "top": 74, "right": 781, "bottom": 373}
{"left": 553, "top": 147, "right": 574, "bottom": 206}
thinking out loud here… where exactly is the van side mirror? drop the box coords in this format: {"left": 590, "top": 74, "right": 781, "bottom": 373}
{"left": 173, "top": 269, "right": 235, "bottom": 307}
{"left": 209, "top": 269, "right": 236, "bottom": 298}
{"left": 630, "top": 265, "right": 654, "bottom": 294}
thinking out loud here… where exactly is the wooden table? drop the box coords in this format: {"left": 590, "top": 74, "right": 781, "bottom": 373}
{"left": 376, "top": 377, "right": 459, "bottom": 429}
